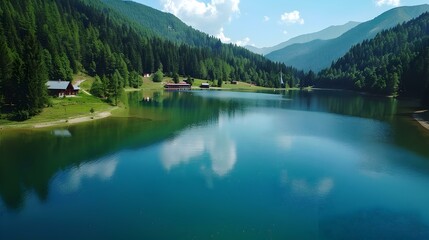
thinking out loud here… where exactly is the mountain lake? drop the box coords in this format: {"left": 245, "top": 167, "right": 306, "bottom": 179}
{"left": 1, "top": 90, "right": 429, "bottom": 239}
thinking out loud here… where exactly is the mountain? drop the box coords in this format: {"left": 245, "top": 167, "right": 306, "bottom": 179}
{"left": 245, "top": 21, "right": 360, "bottom": 55}
{"left": 316, "top": 12, "right": 429, "bottom": 105}
{"left": 266, "top": 4, "right": 429, "bottom": 72}
{"left": 99, "top": 0, "right": 212, "bottom": 47}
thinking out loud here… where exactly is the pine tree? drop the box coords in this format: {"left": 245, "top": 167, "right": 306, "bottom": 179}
{"left": 90, "top": 75, "right": 104, "bottom": 98}
{"left": 152, "top": 68, "right": 163, "bottom": 83}
{"left": 15, "top": 33, "right": 48, "bottom": 118}
{"left": 173, "top": 72, "right": 179, "bottom": 84}
{"left": 0, "top": 32, "right": 14, "bottom": 106}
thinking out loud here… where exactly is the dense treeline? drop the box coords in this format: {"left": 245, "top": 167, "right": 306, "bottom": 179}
{"left": 316, "top": 12, "right": 429, "bottom": 106}
{"left": 0, "top": 0, "right": 300, "bottom": 119}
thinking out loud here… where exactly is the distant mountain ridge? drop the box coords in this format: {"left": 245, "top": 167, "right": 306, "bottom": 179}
{"left": 266, "top": 4, "right": 429, "bottom": 72}
{"left": 245, "top": 21, "right": 360, "bottom": 55}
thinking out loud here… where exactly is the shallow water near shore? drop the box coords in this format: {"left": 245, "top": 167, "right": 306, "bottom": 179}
{"left": 1, "top": 90, "right": 429, "bottom": 239}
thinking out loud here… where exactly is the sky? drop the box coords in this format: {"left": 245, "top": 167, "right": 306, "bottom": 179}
{"left": 132, "top": 0, "right": 429, "bottom": 47}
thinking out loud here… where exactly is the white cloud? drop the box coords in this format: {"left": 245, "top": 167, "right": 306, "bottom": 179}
{"left": 235, "top": 37, "right": 250, "bottom": 46}
{"left": 161, "top": 0, "right": 240, "bottom": 42}
{"left": 375, "top": 0, "right": 400, "bottom": 6}
{"left": 216, "top": 28, "right": 250, "bottom": 46}
{"left": 263, "top": 16, "right": 270, "bottom": 22}
{"left": 283, "top": 30, "right": 288, "bottom": 35}
{"left": 280, "top": 10, "right": 304, "bottom": 25}
{"left": 216, "top": 27, "right": 231, "bottom": 42}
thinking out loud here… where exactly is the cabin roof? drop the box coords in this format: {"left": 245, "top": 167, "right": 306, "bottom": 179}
{"left": 46, "top": 81, "right": 72, "bottom": 90}
{"left": 165, "top": 82, "right": 190, "bottom": 86}
{"left": 164, "top": 82, "right": 191, "bottom": 89}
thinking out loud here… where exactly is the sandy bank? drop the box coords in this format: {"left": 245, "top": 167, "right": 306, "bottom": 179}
{"left": 413, "top": 110, "right": 429, "bottom": 131}
{"left": 33, "top": 110, "right": 113, "bottom": 128}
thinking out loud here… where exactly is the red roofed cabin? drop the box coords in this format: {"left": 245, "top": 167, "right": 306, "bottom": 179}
{"left": 164, "top": 82, "right": 191, "bottom": 90}
{"left": 47, "top": 80, "right": 79, "bottom": 97}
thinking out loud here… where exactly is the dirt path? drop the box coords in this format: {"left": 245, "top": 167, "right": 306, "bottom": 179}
{"left": 32, "top": 108, "right": 116, "bottom": 128}
{"left": 75, "top": 79, "right": 92, "bottom": 96}
{"left": 1, "top": 108, "right": 117, "bottom": 130}
{"left": 80, "top": 88, "right": 92, "bottom": 95}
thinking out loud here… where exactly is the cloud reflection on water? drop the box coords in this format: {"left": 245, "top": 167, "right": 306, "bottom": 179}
{"left": 277, "top": 135, "right": 293, "bottom": 149}
{"left": 56, "top": 157, "right": 118, "bottom": 193}
{"left": 161, "top": 120, "right": 237, "bottom": 177}
{"left": 281, "top": 170, "right": 334, "bottom": 198}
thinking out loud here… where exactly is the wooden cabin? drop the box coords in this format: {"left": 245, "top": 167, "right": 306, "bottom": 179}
{"left": 164, "top": 82, "right": 191, "bottom": 90}
{"left": 200, "top": 83, "right": 210, "bottom": 89}
{"left": 47, "top": 80, "right": 79, "bottom": 97}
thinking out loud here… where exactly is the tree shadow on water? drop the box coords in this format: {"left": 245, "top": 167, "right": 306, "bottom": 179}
{"left": 319, "top": 208, "right": 429, "bottom": 240}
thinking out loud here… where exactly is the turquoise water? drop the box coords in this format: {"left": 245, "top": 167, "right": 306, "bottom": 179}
{"left": 1, "top": 90, "right": 429, "bottom": 239}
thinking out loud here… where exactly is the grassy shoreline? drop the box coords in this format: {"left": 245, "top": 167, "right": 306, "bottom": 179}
{"left": 0, "top": 93, "right": 116, "bottom": 130}
{"left": 0, "top": 75, "right": 272, "bottom": 129}
{"left": 0, "top": 77, "right": 393, "bottom": 130}
{"left": 8, "top": 74, "right": 421, "bottom": 130}
{"left": 0, "top": 74, "right": 113, "bottom": 130}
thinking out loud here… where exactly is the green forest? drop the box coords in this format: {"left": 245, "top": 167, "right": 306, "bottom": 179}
{"left": 316, "top": 12, "right": 429, "bottom": 106}
{"left": 0, "top": 0, "right": 300, "bottom": 120}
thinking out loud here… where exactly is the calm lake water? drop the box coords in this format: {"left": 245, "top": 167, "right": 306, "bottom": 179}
{"left": 1, "top": 90, "right": 429, "bottom": 239}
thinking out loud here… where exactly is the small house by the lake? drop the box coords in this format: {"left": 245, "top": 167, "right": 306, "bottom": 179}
{"left": 200, "top": 83, "right": 210, "bottom": 89}
{"left": 47, "top": 80, "right": 79, "bottom": 97}
{"left": 164, "top": 82, "right": 191, "bottom": 90}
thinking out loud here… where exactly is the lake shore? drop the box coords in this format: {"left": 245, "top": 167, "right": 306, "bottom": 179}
{"left": 0, "top": 107, "right": 117, "bottom": 130}
{"left": 413, "top": 110, "right": 429, "bottom": 131}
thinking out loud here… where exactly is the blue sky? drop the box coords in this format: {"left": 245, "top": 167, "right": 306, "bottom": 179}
{"left": 132, "top": 0, "right": 429, "bottom": 47}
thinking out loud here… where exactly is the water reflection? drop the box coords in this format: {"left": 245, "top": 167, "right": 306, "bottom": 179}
{"left": 281, "top": 90, "right": 399, "bottom": 121}
{"left": 52, "top": 129, "right": 72, "bottom": 137}
{"left": 1, "top": 90, "right": 429, "bottom": 219}
{"left": 277, "top": 136, "right": 293, "bottom": 149}
{"left": 56, "top": 157, "right": 118, "bottom": 193}
{"left": 0, "top": 91, "right": 244, "bottom": 210}
{"left": 161, "top": 115, "right": 237, "bottom": 177}
{"left": 281, "top": 170, "right": 334, "bottom": 198}
{"left": 1, "top": 90, "right": 429, "bottom": 239}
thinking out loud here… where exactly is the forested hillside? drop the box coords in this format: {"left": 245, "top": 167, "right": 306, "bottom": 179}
{"left": 266, "top": 5, "right": 429, "bottom": 72}
{"left": 0, "top": 0, "right": 299, "bottom": 119}
{"left": 317, "top": 12, "right": 429, "bottom": 106}
{"left": 100, "top": 0, "right": 212, "bottom": 47}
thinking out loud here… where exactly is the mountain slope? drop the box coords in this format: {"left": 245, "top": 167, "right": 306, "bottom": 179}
{"left": 266, "top": 4, "right": 429, "bottom": 72}
{"left": 316, "top": 12, "right": 429, "bottom": 104}
{"left": 100, "top": 0, "right": 213, "bottom": 47}
{"left": 245, "top": 21, "right": 360, "bottom": 55}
